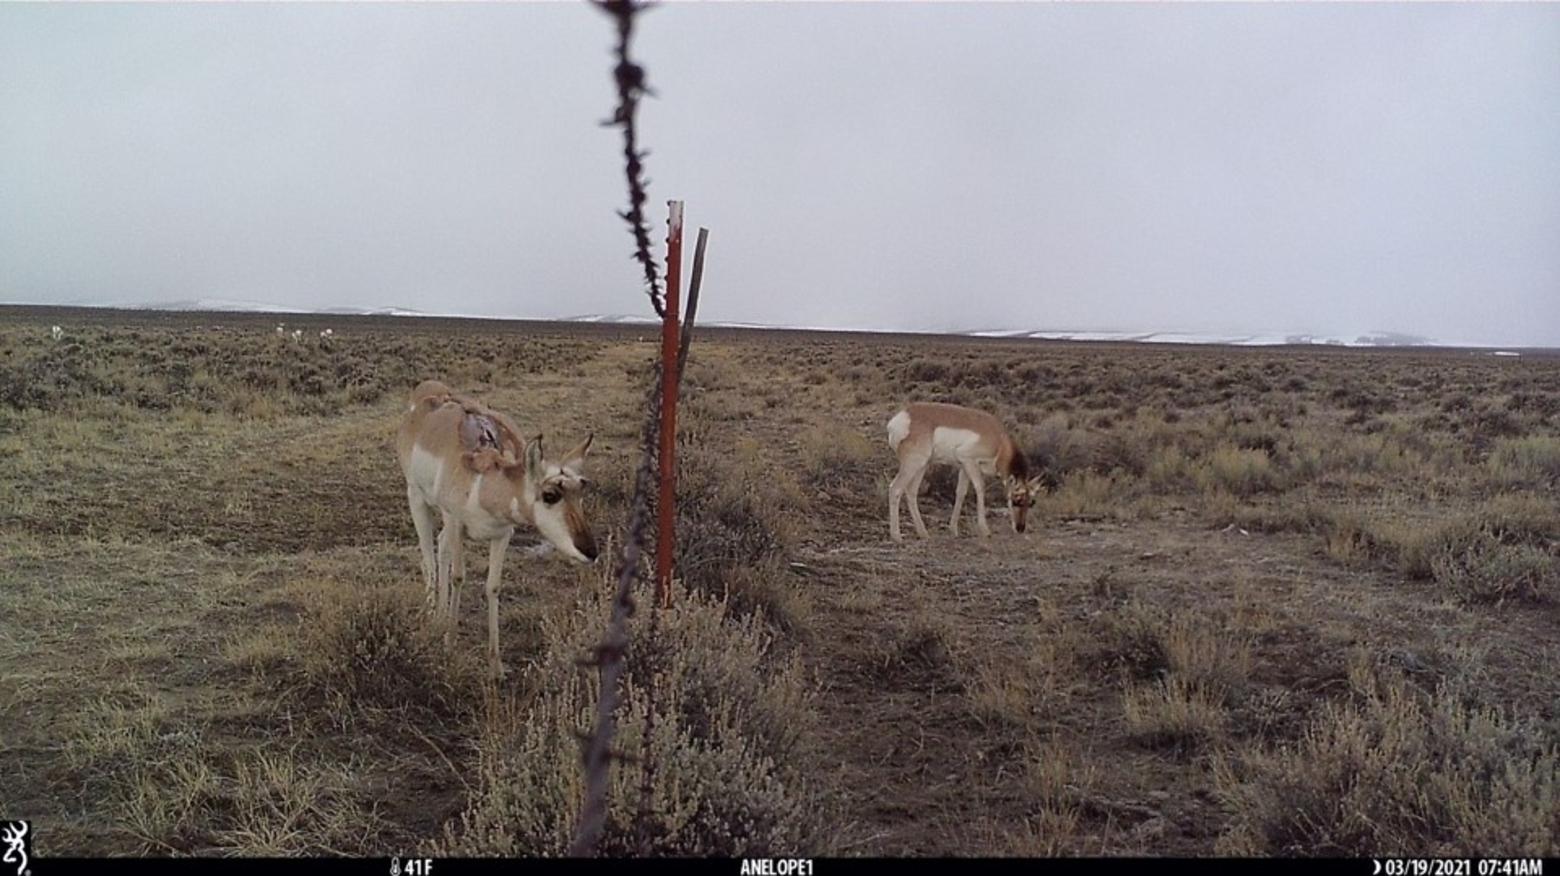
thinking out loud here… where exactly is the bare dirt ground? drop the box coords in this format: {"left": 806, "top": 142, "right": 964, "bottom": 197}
{"left": 2, "top": 306, "right": 1558, "bottom": 856}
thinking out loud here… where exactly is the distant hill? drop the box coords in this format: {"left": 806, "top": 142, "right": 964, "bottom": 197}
{"left": 6, "top": 298, "right": 1526, "bottom": 350}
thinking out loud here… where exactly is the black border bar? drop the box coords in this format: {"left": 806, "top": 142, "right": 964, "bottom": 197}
{"left": 28, "top": 858, "right": 1558, "bottom": 876}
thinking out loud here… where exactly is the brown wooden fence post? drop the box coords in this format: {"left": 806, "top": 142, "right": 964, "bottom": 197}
{"left": 677, "top": 227, "right": 710, "bottom": 381}
{"left": 655, "top": 200, "right": 684, "bottom": 608}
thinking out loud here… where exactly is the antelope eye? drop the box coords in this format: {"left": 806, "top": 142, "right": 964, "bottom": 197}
{"left": 542, "top": 488, "right": 562, "bottom": 505}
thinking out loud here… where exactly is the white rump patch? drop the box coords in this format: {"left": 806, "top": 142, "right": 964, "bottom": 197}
{"left": 886, "top": 410, "right": 911, "bottom": 451}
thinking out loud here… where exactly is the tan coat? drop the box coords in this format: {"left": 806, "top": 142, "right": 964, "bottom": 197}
{"left": 889, "top": 402, "right": 1030, "bottom": 481}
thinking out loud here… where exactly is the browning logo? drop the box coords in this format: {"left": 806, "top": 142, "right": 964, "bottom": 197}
{"left": 1, "top": 821, "right": 29, "bottom": 876}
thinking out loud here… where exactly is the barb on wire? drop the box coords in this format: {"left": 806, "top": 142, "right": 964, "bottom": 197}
{"left": 594, "top": 0, "right": 666, "bottom": 318}
{"left": 569, "top": 368, "right": 663, "bottom": 857}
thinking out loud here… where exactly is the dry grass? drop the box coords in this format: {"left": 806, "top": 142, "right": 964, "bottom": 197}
{"left": 119, "top": 750, "right": 385, "bottom": 856}
{"left": 798, "top": 423, "right": 883, "bottom": 499}
{"left": 1122, "top": 676, "right": 1228, "bottom": 754}
{"left": 1004, "top": 738, "right": 1092, "bottom": 855}
{"left": 1113, "top": 609, "right": 1250, "bottom": 755}
{"left": 1197, "top": 446, "right": 1282, "bottom": 497}
{"left": 673, "top": 438, "right": 807, "bottom": 630}
{"left": 442, "top": 578, "right": 824, "bottom": 856}
{"left": 291, "top": 577, "right": 484, "bottom": 720}
{"left": 1489, "top": 435, "right": 1560, "bottom": 487}
{"left": 1215, "top": 668, "right": 1560, "bottom": 856}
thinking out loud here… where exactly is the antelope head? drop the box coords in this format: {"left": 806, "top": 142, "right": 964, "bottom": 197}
{"left": 1005, "top": 475, "right": 1046, "bottom": 533}
{"left": 465, "top": 433, "right": 599, "bottom": 562}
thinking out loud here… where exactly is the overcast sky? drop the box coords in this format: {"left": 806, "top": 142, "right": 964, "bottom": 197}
{"left": 2, "top": 2, "right": 1557, "bottom": 345}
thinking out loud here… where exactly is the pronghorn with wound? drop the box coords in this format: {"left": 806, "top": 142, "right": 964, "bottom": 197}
{"left": 886, "top": 402, "right": 1044, "bottom": 541}
{"left": 396, "top": 380, "right": 599, "bottom": 677}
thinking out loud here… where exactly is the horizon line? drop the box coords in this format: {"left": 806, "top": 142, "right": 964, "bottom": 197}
{"left": 3, "top": 299, "right": 1554, "bottom": 353}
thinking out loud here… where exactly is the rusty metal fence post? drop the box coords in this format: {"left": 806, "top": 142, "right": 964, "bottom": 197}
{"left": 655, "top": 201, "right": 684, "bottom": 608}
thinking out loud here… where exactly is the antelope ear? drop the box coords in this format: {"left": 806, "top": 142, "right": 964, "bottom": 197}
{"left": 1028, "top": 475, "right": 1046, "bottom": 492}
{"left": 525, "top": 434, "right": 545, "bottom": 474}
{"left": 463, "top": 449, "right": 501, "bottom": 473}
{"left": 561, "top": 433, "right": 594, "bottom": 474}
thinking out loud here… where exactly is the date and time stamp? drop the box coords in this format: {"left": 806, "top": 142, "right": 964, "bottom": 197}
{"left": 1375, "top": 860, "right": 1543, "bottom": 876}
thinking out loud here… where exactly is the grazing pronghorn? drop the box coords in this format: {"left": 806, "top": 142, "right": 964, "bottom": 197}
{"left": 396, "top": 380, "right": 599, "bottom": 677}
{"left": 886, "top": 402, "right": 1044, "bottom": 541}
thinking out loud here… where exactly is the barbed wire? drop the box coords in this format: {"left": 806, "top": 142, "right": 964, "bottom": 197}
{"left": 570, "top": 0, "right": 697, "bottom": 856}
{"left": 632, "top": 549, "right": 665, "bottom": 855}
{"left": 569, "top": 367, "right": 662, "bottom": 857}
{"left": 594, "top": 0, "right": 666, "bottom": 318}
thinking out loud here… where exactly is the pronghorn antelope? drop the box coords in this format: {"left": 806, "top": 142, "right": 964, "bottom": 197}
{"left": 396, "top": 380, "right": 599, "bottom": 677}
{"left": 886, "top": 402, "right": 1044, "bottom": 541}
